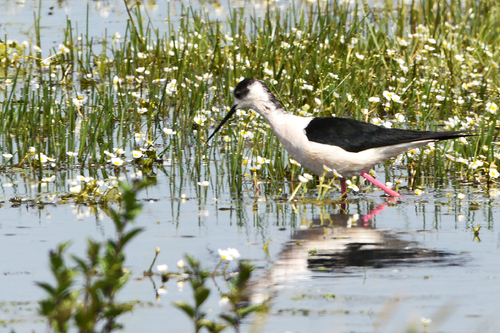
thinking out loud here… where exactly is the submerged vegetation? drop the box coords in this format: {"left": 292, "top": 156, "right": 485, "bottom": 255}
{"left": 0, "top": 0, "right": 499, "bottom": 201}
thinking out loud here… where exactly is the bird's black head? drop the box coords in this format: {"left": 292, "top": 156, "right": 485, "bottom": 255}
{"left": 232, "top": 78, "right": 257, "bottom": 101}
{"left": 232, "top": 78, "right": 281, "bottom": 109}
{"left": 206, "top": 78, "right": 281, "bottom": 143}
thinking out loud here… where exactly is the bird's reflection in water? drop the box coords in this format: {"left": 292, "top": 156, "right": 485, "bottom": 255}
{"left": 251, "top": 203, "right": 458, "bottom": 304}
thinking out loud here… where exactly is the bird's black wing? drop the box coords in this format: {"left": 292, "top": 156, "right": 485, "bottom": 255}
{"left": 304, "top": 117, "right": 470, "bottom": 153}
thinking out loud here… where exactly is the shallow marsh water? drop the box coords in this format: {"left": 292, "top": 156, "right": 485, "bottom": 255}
{"left": 1, "top": 1, "right": 500, "bottom": 333}
{"left": 2, "top": 167, "right": 500, "bottom": 332}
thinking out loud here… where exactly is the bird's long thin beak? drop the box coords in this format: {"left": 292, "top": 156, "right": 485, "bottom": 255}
{"left": 206, "top": 104, "right": 238, "bottom": 143}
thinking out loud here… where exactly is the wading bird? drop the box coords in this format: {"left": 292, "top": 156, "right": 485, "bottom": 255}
{"left": 207, "top": 79, "right": 471, "bottom": 198}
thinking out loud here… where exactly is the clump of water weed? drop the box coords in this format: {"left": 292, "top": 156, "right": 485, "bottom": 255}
{"left": 37, "top": 180, "right": 151, "bottom": 332}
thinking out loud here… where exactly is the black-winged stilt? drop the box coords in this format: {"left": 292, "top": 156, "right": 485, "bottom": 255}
{"left": 207, "top": 79, "right": 471, "bottom": 198}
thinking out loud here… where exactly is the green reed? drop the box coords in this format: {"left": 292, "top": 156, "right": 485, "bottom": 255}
{"left": 0, "top": 0, "right": 499, "bottom": 201}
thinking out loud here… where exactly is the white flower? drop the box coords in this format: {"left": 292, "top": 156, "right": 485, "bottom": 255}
{"left": 42, "top": 175, "right": 56, "bottom": 183}
{"left": 371, "top": 117, "right": 382, "bottom": 125}
{"left": 135, "top": 132, "right": 146, "bottom": 144}
{"left": 489, "top": 168, "right": 499, "bottom": 178}
{"left": 248, "top": 162, "right": 261, "bottom": 171}
{"left": 2, "top": 153, "right": 13, "bottom": 159}
{"left": 131, "top": 171, "right": 143, "bottom": 181}
{"left": 368, "top": 96, "right": 380, "bottom": 103}
{"left": 157, "top": 264, "right": 168, "bottom": 273}
{"left": 489, "top": 189, "right": 500, "bottom": 197}
{"left": 104, "top": 150, "right": 116, "bottom": 158}
{"left": 457, "top": 193, "right": 466, "bottom": 199}
{"left": 165, "top": 79, "right": 177, "bottom": 96}
{"left": 346, "top": 180, "right": 359, "bottom": 192}
{"left": 323, "top": 166, "right": 342, "bottom": 178}
{"left": 76, "top": 175, "right": 90, "bottom": 183}
{"left": 333, "top": 169, "right": 343, "bottom": 178}
{"left": 421, "top": 317, "right": 432, "bottom": 327}
{"left": 383, "top": 91, "right": 400, "bottom": 102}
{"left": 382, "top": 121, "right": 393, "bottom": 128}
{"left": 290, "top": 159, "right": 302, "bottom": 167}
{"left": 163, "top": 128, "right": 176, "bottom": 135}
{"left": 219, "top": 296, "right": 232, "bottom": 312}
{"left": 177, "top": 260, "right": 185, "bottom": 269}
{"left": 218, "top": 249, "right": 232, "bottom": 260}
{"left": 197, "top": 180, "right": 209, "bottom": 187}
{"left": 469, "top": 160, "right": 483, "bottom": 169}
{"left": 298, "top": 173, "right": 313, "bottom": 183}
{"left": 132, "top": 150, "right": 143, "bottom": 158}
{"left": 35, "top": 153, "right": 50, "bottom": 163}
{"left": 256, "top": 156, "right": 270, "bottom": 164}
{"left": 395, "top": 113, "right": 406, "bottom": 122}
{"left": 218, "top": 247, "right": 240, "bottom": 261}
{"left": 72, "top": 95, "right": 86, "bottom": 107}
{"left": 486, "top": 102, "right": 498, "bottom": 114}
{"left": 110, "top": 157, "right": 124, "bottom": 166}
{"left": 391, "top": 94, "right": 401, "bottom": 103}
{"left": 355, "top": 52, "right": 365, "bottom": 60}
{"left": 112, "top": 75, "right": 122, "bottom": 85}
{"left": 70, "top": 185, "right": 81, "bottom": 193}
{"left": 58, "top": 44, "right": 70, "bottom": 53}
{"left": 193, "top": 115, "right": 206, "bottom": 125}
{"left": 227, "top": 248, "right": 240, "bottom": 259}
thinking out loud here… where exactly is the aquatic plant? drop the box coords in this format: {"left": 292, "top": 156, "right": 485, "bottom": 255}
{"left": 172, "top": 254, "right": 227, "bottom": 333}
{"left": 37, "top": 180, "right": 151, "bottom": 332}
{"left": 172, "top": 253, "right": 267, "bottom": 333}
{"left": 1, "top": 0, "right": 499, "bottom": 202}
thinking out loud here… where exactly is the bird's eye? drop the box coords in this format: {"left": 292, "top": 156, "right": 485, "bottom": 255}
{"left": 234, "top": 92, "right": 242, "bottom": 99}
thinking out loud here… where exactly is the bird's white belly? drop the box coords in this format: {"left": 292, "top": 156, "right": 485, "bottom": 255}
{"left": 287, "top": 140, "right": 377, "bottom": 177}
{"left": 287, "top": 139, "right": 435, "bottom": 178}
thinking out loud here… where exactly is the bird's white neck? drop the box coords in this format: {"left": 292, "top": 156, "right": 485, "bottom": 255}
{"left": 250, "top": 100, "right": 287, "bottom": 125}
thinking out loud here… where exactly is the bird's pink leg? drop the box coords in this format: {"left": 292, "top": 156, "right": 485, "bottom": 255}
{"left": 360, "top": 172, "right": 401, "bottom": 197}
{"left": 340, "top": 179, "right": 347, "bottom": 200}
